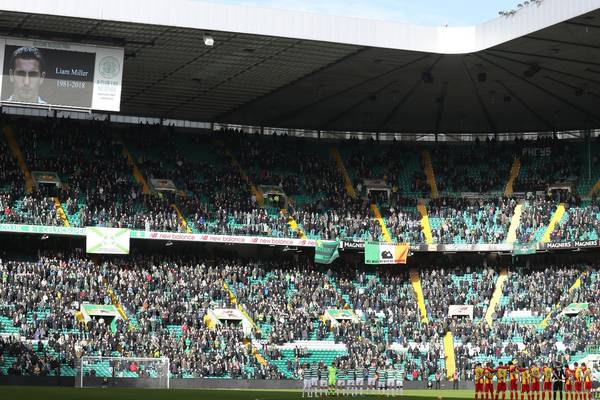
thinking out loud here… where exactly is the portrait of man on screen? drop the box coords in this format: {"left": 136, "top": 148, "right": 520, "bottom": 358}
{"left": 6, "top": 46, "right": 47, "bottom": 104}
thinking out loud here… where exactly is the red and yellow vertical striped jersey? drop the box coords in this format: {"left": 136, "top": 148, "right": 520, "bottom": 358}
{"left": 565, "top": 368, "right": 574, "bottom": 384}
{"left": 583, "top": 368, "right": 591, "bottom": 383}
{"left": 543, "top": 367, "right": 553, "bottom": 382}
{"left": 520, "top": 368, "right": 530, "bottom": 384}
{"left": 497, "top": 367, "right": 508, "bottom": 383}
{"left": 530, "top": 366, "right": 540, "bottom": 383}
{"left": 475, "top": 367, "right": 485, "bottom": 384}
{"left": 509, "top": 365, "right": 518, "bottom": 381}
{"left": 575, "top": 367, "right": 583, "bottom": 382}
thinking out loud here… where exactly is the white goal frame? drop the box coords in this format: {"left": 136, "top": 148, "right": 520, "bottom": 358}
{"left": 76, "top": 356, "right": 170, "bottom": 389}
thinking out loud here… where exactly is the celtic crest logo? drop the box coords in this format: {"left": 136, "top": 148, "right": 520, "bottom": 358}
{"left": 98, "top": 56, "right": 120, "bottom": 79}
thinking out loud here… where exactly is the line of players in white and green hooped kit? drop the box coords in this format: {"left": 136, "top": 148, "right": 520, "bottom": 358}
{"left": 300, "top": 361, "right": 405, "bottom": 397}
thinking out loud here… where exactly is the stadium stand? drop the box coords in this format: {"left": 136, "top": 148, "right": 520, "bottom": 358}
{"left": 0, "top": 248, "right": 597, "bottom": 382}
{"left": 0, "top": 119, "right": 598, "bottom": 386}
{"left": 1, "top": 1, "right": 600, "bottom": 397}
{"left": 1, "top": 118, "right": 599, "bottom": 247}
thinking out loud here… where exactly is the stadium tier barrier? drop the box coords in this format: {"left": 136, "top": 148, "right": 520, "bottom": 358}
{"left": 0, "top": 223, "right": 598, "bottom": 253}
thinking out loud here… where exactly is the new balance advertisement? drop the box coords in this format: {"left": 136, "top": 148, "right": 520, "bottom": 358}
{"left": 0, "top": 37, "right": 123, "bottom": 111}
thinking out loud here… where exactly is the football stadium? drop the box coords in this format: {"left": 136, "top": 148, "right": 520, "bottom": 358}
{"left": 0, "top": 0, "right": 598, "bottom": 399}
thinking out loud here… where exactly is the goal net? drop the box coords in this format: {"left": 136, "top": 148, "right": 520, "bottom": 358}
{"left": 76, "top": 356, "right": 170, "bottom": 389}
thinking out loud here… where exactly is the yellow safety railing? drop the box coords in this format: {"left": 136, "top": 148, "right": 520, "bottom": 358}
{"left": 541, "top": 203, "right": 566, "bottom": 243}
{"left": 484, "top": 267, "right": 508, "bottom": 327}
{"left": 421, "top": 150, "right": 438, "bottom": 199}
{"left": 504, "top": 158, "right": 521, "bottom": 197}
{"left": 330, "top": 147, "right": 357, "bottom": 199}
{"left": 3, "top": 126, "right": 33, "bottom": 193}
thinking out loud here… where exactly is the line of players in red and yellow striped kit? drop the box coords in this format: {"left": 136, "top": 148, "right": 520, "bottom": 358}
{"left": 474, "top": 361, "right": 594, "bottom": 400}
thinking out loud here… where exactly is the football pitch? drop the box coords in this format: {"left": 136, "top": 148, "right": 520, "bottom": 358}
{"left": 2, "top": 387, "right": 474, "bottom": 400}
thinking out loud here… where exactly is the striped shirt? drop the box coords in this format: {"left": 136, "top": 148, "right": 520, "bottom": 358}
{"left": 368, "top": 366, "right": 377, "bottom": 378}
{"left": 347, "top": 369, "right": 355, "bottom": 381}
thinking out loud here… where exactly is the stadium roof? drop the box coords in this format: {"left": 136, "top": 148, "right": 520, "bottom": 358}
{"left": 1, "top": 0, "right": 600, "bottom": 134}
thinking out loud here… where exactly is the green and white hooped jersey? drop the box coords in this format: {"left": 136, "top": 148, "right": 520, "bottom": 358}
{"left": 310, "top": 367, "right": 318, "bottom": 379}
{"left": 347, "top": 369, "right": 355, "bottom": 380}
{"left": 368, "top": 366, "right": 377, "bottom": 378}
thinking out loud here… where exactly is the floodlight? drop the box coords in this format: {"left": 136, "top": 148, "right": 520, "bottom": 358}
{"left": 203, "top": 34, "right": 214, "bottom": 46}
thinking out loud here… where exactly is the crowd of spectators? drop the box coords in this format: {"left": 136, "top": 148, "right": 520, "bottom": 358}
{"left": 0, "top": 253, "right": 597, "bottom": 381}
{"left": 420, "top": 266, "right": 497, "bottom": 322}
{"left": 516, "top": 195, "right": 555, "bottom": 244}
{"left": 0, "top": 254, "right": 281, "bottom": 379}
{"left": 514, "top": 137, "right": 582, "bottom": 193}
{"left": 428, "top": 197, "right": 516, "bottom": 244}
{"left": 449, "top": 260, "right": 599, "bottom": 378}
{"left": 0, "top": 336, "right": 61, "bottom": 376}
{"left": 552, "top": 198, "right": 600, "bottom": 242}
{"left": 433, "top": 140, "right": 513, "bottom": 194}
{"left": 0, "top": 118, "right": 599, "bottom": 247}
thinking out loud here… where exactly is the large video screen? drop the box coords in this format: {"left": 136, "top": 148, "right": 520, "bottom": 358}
{"left": 0, "top": 38, "right": 123, "bottom": 111}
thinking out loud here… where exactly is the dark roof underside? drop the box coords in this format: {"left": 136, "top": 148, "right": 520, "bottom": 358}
{"left": 0, "top": 9, "right": 600, "bottom": 133}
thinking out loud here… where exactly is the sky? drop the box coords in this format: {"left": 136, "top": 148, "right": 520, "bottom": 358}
{"left": 205, "top": 0, "right": 523, "bottom": 26}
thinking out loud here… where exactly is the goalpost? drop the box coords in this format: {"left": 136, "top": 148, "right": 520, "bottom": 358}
{"left": 76, "top": 356, "right": 170, "bottom": 389}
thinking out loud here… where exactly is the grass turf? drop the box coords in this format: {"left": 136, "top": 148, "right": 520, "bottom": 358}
{"left": 1, "top": 387, "right": 474, "bottom": 400}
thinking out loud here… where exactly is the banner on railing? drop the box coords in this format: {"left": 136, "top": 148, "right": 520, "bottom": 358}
{"left": 340, "top": 240, "right": 365, "bottom": 250}
{"left": 409, "top": 243, "right": 514, "bottom": 252}
{"left": 130, "top": 230, "right": 317, "bottom": 247}
{"left": 562, "top": 303, "right": 588, "bottom": 316}
{"left": 0, "top": 223, "right": 85, "bottom": 236}
{"left": 1, "top": 223, "right": 599, "bottom": 253}
{"left": 31, "top": 171, "right": 61, "bottom": 187}
{"left": 513, "top": 243, "right": 536, "bottom": 255}
{"left": 211, "top": 308, "right": 244, "bottom": 320}
{"left": 541, "top": 240, "right": 599, "bottom": 250}
{"left": 364, "top": 242, "right": 409, "bottom": 264}
{"left": 448, "top": 305, "right": 473, "bottom": 319}
{"left": 86, "top": 227, "right": 130, "bottom": 254}
{"left": 314, "top": 240, "right": 340, "bottom": 264}
{"left": 323, "top": 309, "right": 360, "bottom": 325}
{"left": 150, "top": 178, "right": 177, "bottom": 192}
